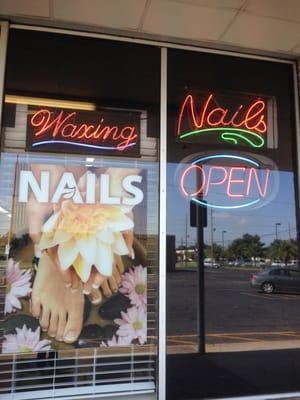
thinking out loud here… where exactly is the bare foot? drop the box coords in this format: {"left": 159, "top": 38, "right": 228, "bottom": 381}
{"left": 31, "top": 252, "right": 84, "bottom": 343}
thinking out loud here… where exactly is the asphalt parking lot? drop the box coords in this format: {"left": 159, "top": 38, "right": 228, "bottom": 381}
{"left": 167, "top": 268, "right": 300, "bottom": 352}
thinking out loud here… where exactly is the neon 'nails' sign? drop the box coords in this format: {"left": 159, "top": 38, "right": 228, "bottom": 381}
{"left": 179, "top": 154, "right": 278, "bottom": 210}
{"left": 27, "top": 107, "right": 141, "bottom": 156}
{"left": 177, "top": 93, "right": 268, "bottom": 148}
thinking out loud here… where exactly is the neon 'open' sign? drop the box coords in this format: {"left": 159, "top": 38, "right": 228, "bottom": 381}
{"left": 179, "top": 154, "right": 277, "bottom": 210}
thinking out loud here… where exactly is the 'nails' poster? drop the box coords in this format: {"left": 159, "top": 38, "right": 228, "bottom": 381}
{"left": 3, "top": 164, "right": 147, "bottom": 353}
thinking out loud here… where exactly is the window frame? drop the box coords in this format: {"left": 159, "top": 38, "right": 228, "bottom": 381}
{"left": 0, "top": 21, "right": 299, "bottom": 400}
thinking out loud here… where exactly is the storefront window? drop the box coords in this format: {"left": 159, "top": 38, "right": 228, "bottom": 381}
{"left": 1, "top": 26, "right": 300, "bottom": 400}
{"left": 0, "top": 29, "right": 160, "bottom": 398}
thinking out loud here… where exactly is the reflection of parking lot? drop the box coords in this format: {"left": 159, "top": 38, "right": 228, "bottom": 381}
{"left": 167, "top": 269, "right": 300, "bottom": 353}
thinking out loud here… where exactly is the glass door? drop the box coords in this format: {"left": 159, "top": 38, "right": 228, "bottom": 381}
{"left": 166, "top": 49, "right": 300, "bottom": 399}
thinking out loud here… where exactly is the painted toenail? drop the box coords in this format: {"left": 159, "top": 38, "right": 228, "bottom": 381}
{"left": 64, "top": 332, "right": 76, "bottom": 342}
{"left": 83, "top": 289, "right": 90, "bottom": 295}
{"left": 130, "top": 249, "right": 135, "bottom": 260}
{"left": 92, "top": 283, "right": 100, "bottom": 289}
{"left": 91, "top": 297, "right": 102, "bottom": 305}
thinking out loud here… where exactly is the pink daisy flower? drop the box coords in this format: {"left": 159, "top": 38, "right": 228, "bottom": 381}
{"left": 2, "top": 325, "right": 51, "bottom": 353}
{"left": 119, "top": 265, "right": 147, "bottom": 310}
{"left": 5, "top": 259, "right": 32, "bottom": 314}
{"left": 114, "top": 306, "right": 147, "bottom": 345}
{"left": 101, "top": 335, "right": 129, "bottom": 347}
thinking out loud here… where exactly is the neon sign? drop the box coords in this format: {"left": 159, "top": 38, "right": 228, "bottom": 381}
{"left": 179, "top": 154, "right": 276, "bottom": 210}
{"left": 27, "top": 107, "right": 141, "bottom": 156}
{"left": 177, "top": 93, "right": 270, "bottom": 148}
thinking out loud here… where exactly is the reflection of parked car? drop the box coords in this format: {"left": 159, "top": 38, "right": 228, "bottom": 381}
{"left": 250, "top": 268, "right": 300, "bottom": 293}
{"left": 271, "top": 260, "right": 285, "bottom": 267}
{"left": 204, "top": 259, "right": 220, "bottom": 268}
{"left": 205, "top": 262, "right": 220, "bottom": 268}
{"left": 287, "top": 260, "right": 299, "bottom": 268}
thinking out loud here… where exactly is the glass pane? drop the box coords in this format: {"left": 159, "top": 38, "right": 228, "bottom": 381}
{"left": 0, "top": 29, "right": 160, "bottom": 397}
{"left": 167, "top": 48, "right": 299, "bottom": 354}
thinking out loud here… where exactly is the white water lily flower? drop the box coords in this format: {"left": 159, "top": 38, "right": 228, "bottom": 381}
{"left": 5, "top": 259, "right": 32, "bottom": 314}
{"left": 39, "top": 201, "right": 133, "bottom": 282}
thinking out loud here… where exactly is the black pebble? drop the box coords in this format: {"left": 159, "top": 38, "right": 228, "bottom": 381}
{"left": 4, "top": 314, "right": 40, "bottom": 335}
{"left": 103, "top": 324, "right": 118, "bottom": 338}
{"left": 83, "top": 296, "right": 91, "bottom": 322}
{"left": 76, "top": 324, "right": 105, "bottom": 348}
{"left": 98, "top": 293, "right": 131, "bottom": 320}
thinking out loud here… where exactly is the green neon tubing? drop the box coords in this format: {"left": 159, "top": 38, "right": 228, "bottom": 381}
{"left": 221, "top": 136, "right": 238, "bottom": 145}
{"left": 178, "top": 127, "right": 265, "bottom": 148}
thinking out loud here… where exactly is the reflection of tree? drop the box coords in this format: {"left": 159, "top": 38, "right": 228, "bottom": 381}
{"left": 204, "top": 243, "right": 223, "bottom": 260}
{"left": 227, "top": 234, "right": 265, "bottom": 266}
{"left": 268, "top": 239, "right": 297, "bottom": 265}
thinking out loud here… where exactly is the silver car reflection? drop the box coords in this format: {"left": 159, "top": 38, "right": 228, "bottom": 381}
{"left": 250, "top": 268, "right": 300, "bottom": 294}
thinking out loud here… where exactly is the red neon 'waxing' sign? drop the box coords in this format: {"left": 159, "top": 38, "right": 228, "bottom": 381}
{"left": 177, "top": 93, "right": 268, "bottom": 148}
{"left": 27, "top": 107, "right": 141, "bottom": 156}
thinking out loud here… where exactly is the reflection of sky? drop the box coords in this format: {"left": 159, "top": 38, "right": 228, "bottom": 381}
{"left": 167, "top": 162, "right": 297, "bottom": 247}
{"left": 0, "top": 152, "right": 297, "bottom": 247}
